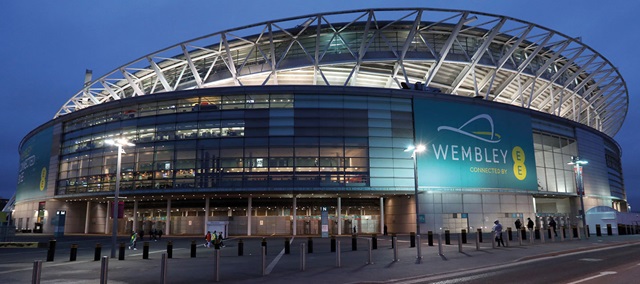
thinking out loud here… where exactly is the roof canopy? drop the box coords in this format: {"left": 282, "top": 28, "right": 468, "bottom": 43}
{"left": 56, "top": 8, "right": 628, "bottom": 136}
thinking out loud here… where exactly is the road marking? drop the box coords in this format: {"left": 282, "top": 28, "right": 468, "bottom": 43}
{"left": 579, "top": 258, "right": 603, "bottom": 262}
{"left": 264, "top": 236, "right": 294, "bottom": 275}
{"left": 566, "top": 271, "right": 616, "bottom": 284}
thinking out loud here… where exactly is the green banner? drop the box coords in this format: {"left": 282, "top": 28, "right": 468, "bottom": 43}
{"left": 414, "top": 99, "right": 537, "bottom": 190}
{"left": 17, "top": 127, "right": 53, "bottom": 201}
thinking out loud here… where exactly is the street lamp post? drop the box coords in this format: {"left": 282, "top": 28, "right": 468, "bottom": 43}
{"left": 568, "top": 156, "right": 588, "bottom": 239}
{"left": 106, "top": 138, "right": 134, "bottom": 258}
{"left": 405, "top": 144, "right": 426, "bottom": 237}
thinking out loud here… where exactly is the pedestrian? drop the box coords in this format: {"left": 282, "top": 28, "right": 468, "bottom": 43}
{"left": 492, "top": 219, "right": 505, "bottom": 247}
{"left": 129, "top": 231, "right": 138, "bottom": 250}
{"left": 527, "top": 218, "right": 534, "bottom": 231}
{"left": 218, "top": 232, "right": 225, "bottom": 247}
{"left": 158, "top": 229, "right": 163, "bottom": 240}
{"left": 151, "top": 228, "right": 157, "bottom": 241}
{"left": 515, "top": 219, "right": 522, "bottom": 230}
{"left": 205, "top": 231, "right": 212, "bottom": 248}
{"left": 139, "top": 229, "right": 144, "bottom": 241}
{"left": 549, "top": 217, "right": 558, "bottom": 236}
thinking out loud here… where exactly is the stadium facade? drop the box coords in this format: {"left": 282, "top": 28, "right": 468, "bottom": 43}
{"left": 13, "top": 8, "right": 629, "bottom": 236}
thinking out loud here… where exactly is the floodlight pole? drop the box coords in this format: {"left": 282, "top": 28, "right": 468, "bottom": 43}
{"left": 107, "top": 139, "right": 134, "bottom": 258}
{"left": 569, "top": 156, "right": 588, "bottom": 239}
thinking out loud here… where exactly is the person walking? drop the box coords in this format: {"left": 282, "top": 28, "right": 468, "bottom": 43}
{"left": 492, "top": 220, "right": 505, "bottom": 247}
{"left": 515, "top": 219, "right": 522, "bottom": 230}
{"left": 549, "top": 217, "right": 558, "bottom": 236}
{"left": 527, "top": 217, "right": 535, "bottom": 240}
{"left": 205, "top": 231, "right": 212, "bottom": 248}
{"left": 129, "top": 231, "right": 138, "bottom": 250}
{"left": 217, "top": 232, "right": 225, "bottom": 247}
{"left": 158, "top": 229, "right": 163, "bottom": 240}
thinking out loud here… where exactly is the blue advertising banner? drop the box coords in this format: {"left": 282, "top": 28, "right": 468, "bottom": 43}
{"left": 414, "top": 99, "right": 537, "bottom": 190}
{"left": 17, "top": 127, "right": 54, "bottom": 201}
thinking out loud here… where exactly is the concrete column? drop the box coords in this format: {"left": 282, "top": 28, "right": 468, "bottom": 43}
{"left": 293, "top": 197, "right": 297, "bottom": 236}
{"left": 204, "top": 198, "right": 210, "bottom": 233}
{"left": 133, "top": 200, "right": 138, "bottom": 232}
{"left": 337, "top": 197, "right": 342, "bottom": 235}
{"left": 105, "top": 201, "right": 110, "bottom": 234}
{"left": 84, "top": 201, "right": 91, "bottom": 234}
{"left": 247, "top": 197, "right": 252, "bottom": 236}
{"left": 380, "top": 197, "right": 384, "bottom": 235}
{"left": 166, "top": 199, "right": 171, "bottom": 236}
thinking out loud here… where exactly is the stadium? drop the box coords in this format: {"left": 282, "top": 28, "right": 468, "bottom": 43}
{"left": 12, "top": 8, "right": 629, "bottom": 237}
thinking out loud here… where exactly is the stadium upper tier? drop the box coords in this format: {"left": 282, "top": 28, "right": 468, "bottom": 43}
{"left": 55, "top": 8, "right": 628, "bottom": 137}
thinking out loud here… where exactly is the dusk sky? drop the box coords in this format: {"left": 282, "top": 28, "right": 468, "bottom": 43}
{"left": 1, "top": 1, "right": 638, "bottom": 208}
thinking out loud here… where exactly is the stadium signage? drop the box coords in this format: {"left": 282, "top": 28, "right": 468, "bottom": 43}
{"left": 413, "top": 99, "right": 536, "bottom": 190}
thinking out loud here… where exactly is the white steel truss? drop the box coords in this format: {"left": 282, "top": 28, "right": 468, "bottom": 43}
{"left": 55, "top": 8, "right": 628, "bottom": 137}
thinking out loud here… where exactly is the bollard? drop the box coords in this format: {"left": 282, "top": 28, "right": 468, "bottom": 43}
{"left": 191, "top": 240, "right": 197, "bottom": 258}
{"left": 285, "top": 238, "right": 290, "bottom": 254}
{"left": 477, "top": 229, "right": 483, "bottom": 243}
{"left": 529, "top": 229, "right": 534, "bottom": 244}
{"left": 561, "top": 226, "right": 566, "bottom": 241}
{"left": 438, "top": 233, "right": 443, "bottom": 256}
{"left": 308, "top": 237, "right": 313, "bottom": 254}
{"left": 607, "top": 224, "right": 612, "bottom": 236}
{"left": 505, "top": 232, "right": 510, "bottom": 247}
{"left": 507, "top": 227, "right": 512, "bottom": 241}
{"left": 214, "top": 248, "right": 220, "bottom": 282}
{"left": 391, "top": 233, "right": 396, "bottom": 248}
{"left": 331, "top": 235, "right": 336, "bottom": 252}
{"left": 160, "top": 253, "right": 168, "bottom": 284}
{"left": 70, "top": 244, "right": 78, "bottom": 261}
{"left": 596, "top": 224, "right": 602, "bottom": 236}
{"left": 119, "top": 242, "right": 125, "bottom": 260}
{"left": 572, "top": 226, "right": 578, "bottom": 238}
{"left": 416, "top": 234, "right": 422, "bottom": 260}
{"left": 143, "top": 242, "right": 150, "bottom": 259}
{"left": 352, "top": 234, "right": 358, "bottom": 251}
{"left": 32, "top": 260, "right": 42, "bottom": 284}
{"left": 238, "top": 239, "right": 244, "bottom": 256}
{"left": 94, "top": 243, "right": 102, "bottom": 261}
{"left": 100, "top": 256, "right": 108, "bottom": 284}
{"left": 167, "top": 241, "right": 173, "bottom": 259}
{"left": 366, "top": 238, "right": 373, "bottom": 264}
{"left": 535, "top": 228, "right": 540, "bottom": 240}
{"left": 491, "top": 232, "right": 496, "bottom": 249}
{"left": 261, "top": 238, "right": 267, "bottom": 255}
{"left": 461, "top": 229, "right": 467, "bottom": 244}
{"left": 410, "top": 232, "right": 416, "bottom": 248}
{"left": 458, "top": 233, "right": 462, "bottom": 253}
{"left": 475, "top": 231, "right": 480, "bottom": 251}
{"left": 521, "top": 228, "right": 527, "bottom": 240}
{"left": 517, "top": 229, "right": 522, "bottom": 246}
{"left": 46, "top": 239, "right": 56, "bottom": 262}
{"left": 336, "top": 240, "right": 341, "bottom": 268}
{"left": 262, "top": 246, "right": 266, "bottom": 276}
{"left": 587, "top": 225, "right": 590, "bottom": 238}
{"left": 427, "top": 231, "right": 434, "bottom": 246}
{"left": 540, "top": 228, "right": 545, "bottom": 243}
{"left": 551, "top": 229, "right": 556, "bottom": 242}
{"left": 445, "top": 230, "right": 450, "bottom": 245}
{"left": 300, "top": 243, "right": 306, "bottom": 271}
{"left": 372, "top": 234, "right": 377, "bottom": 250}
{"left": 393, "top": 236, "right": 399, "bottom": 262}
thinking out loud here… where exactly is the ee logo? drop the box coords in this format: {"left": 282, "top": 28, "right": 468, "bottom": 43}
{"left": 512, "top": 146, "right": 526, "bottom": 180}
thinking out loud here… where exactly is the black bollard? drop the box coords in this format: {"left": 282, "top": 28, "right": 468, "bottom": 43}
{"left": 46, "top": 239, "right": 56, "bottom": 262}
{"left": 307, "top": 237, "right": 313, "bottom": 253}
{"left": 143, "top": 242, "right": 149, "bottom": 259}
{"left": 410, "top": 232, "right": 416, "bottom": 247}
{"left": 445, "top": 230, "right": 450, "bottom": 245}
{"left": 607, "top": 224, "right": 612, "bottom": 236}
{"left": 572, "top": 226, "right": 578, "bottom": 238}
{"left": 118, "top": 242, "right": 125, "bottom": 260}
{"left": 427, "top": 231, "right": 434, "bottom": 246}
{"left": 352, "top": 234, "right": 357, "bottom": 251}
{"left": 461, "top": 229, "right": 467, "bottom": 244}
{"left": 285, "top": 238, "right": 290, "bottom": 254}
{"left": 191, "top": 240, "right": 196, "bottom": 258}
{"left": 522, "top": 228, "right": 527, "bottom": 240}
{"left": 372, "top": 234, "right": 377, "bottom": 250}
{"left": 70, "top": 244, "right": 78, "bottom": 261}
{"left": 330, "top": 235, "right": 336, "bottom": 252}
{"left": 167, "top": 241, "right": 173, "bottom": 259}
{"left": 477, "top": 228, "right": 483, "bottom": 243}
{"left": 390, "top": 233, "right": 396, "bottom": 249}
{"left": 261, "top": 238, "right": 267, "bottom": 255}
{"left": 507, "top": 227, "right": 513, "bottom": 241}
{"left": 94, "top": 243, "right": 102, "bottom": 261}
{"left": 238, "top": 239, "right": 244, "bottom": 256}
{"left": 596, "top": 224, "right": 602, "bottom": 236}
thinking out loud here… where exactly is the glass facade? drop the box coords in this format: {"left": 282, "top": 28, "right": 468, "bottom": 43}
{"left": 533, "top": 131, "right": 577, "bottom": 194}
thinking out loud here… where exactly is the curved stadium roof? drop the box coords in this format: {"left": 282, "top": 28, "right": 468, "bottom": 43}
{"left": 56, "top": 8, "right": 628, "bottom": 137}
